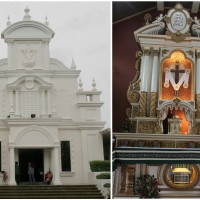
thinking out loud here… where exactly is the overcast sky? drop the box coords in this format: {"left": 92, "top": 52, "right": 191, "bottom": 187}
{"left": 0, "top": 1, "right": 111, "bottom": 128}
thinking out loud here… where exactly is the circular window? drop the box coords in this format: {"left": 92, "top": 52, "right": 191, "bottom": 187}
{"left": 163, "top": 164, "right": 199, "bottom": 189}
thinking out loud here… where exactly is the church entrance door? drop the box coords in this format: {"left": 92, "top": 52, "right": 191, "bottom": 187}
{"left": 18, "top": 149, "right": 44, "bottom": 183}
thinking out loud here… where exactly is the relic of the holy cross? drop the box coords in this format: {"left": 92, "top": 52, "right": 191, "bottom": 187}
{"left": 170, "top": 61, "right": 185, "bottom": 84}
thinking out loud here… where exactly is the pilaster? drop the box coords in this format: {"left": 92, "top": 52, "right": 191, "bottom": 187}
{"left": 9, "top": 147, "right": 16, "bottom": 185}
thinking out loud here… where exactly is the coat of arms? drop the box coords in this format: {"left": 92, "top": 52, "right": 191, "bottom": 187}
{"left": 21, "top": 49, "right": 36, "bottom": 68}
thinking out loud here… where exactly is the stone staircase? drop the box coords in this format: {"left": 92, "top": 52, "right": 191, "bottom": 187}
{"left": 0, "top": 185, "right": 104, "bottom": 199}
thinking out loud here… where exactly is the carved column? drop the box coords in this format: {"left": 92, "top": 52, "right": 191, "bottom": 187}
{"left": 125, "top": 164, "right": 135, "bottom": 195}
{"left": 149, "top": 92, "right": 157, "bottom": 117}
{"left": 51, "top": 146, "right": 62, "bottom": 185}
{"left": 139, "top": 49, "right": 150, "bottom": 117}
{"left": 120, "top": 165, "right": 127, "bottom": 193}
{"left": 140, "top": 48, "right": 150, "bottom": 92}
{"left": 149, "top": 49, "right": 159, "bottom": 117}
{"left": 139, "top": 92, "right": 147, "bottom": 116}
{"left": 196, "top": 51, "right": 200, "bottom": 118}
{"left": 9, "top": 147, "right": 16, "bottom": 185}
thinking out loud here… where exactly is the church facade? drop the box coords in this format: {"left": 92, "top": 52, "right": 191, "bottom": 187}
{"left": 0, "top": 7, "right": 105, "bottom": 185}
{"left": 113, "top": 3, "right": 200, "bottom": 198}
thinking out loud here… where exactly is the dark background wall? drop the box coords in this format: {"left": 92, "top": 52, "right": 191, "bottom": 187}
{"left": 113, "top": 8, "right": 160, "bottom": 132}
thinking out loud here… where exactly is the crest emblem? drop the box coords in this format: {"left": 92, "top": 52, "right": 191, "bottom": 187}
{"left": 21, "top": 49, "right": 36, "bottom": 68}
{"left": 165, "top": 3, "right": 192, "bottom": 42}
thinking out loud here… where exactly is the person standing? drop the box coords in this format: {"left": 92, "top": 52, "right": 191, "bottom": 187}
{"left": 28, "top": 162, "right": 35, "bottom": 184}
{"left": 15, "top": 161, "right": 20, "bottom": 184}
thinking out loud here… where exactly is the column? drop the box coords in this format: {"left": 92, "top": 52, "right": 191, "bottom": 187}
{"left": 15, "top": 89, "right": 20, "bottom": 115}
{"left": 151, "top": 49, "right": 159, "bottom": 92}
{"left": 125, "top": 165, "right": 135, "bottom": 195}
{"left": 120, "top": 166, "right": 126, "bottom": 193}
{"left": 140, "top": 48, "right": 150, "bottom": 92}
{"left": 9, "top": 147, "right": 16, "bottom": 185}
{"left": 9, "top": 90, "right": 14, "bottom": 114}
{"left": 47, "top": 89, "right": 51, "bottom": 115}
{"left": 139, "top": 49, "right": 150, "bottom": 117}
{"left": 149, "top": 49, "right": 159, "bottom": 117}
{"left": 196, "top": 51, "right": 200, "bottom": 117}
{"left": 41, "top": 89, "right": 46, "bottom": 115}
{"left": 52, "top": 146, "right": 62, "bottom": 185}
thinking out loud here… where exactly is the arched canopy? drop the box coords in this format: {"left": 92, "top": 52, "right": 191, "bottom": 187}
{"left": 1, "top": 20, "right": 54, "bottom": 41}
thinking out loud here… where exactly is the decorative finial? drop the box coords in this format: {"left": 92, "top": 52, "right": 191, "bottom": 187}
{"left": 144, "top": 13, "right": 152, "bottom": 26}
{"left": 45, "top": 16, "right": 49, "bottom": 26}
{"left": 23, "top": 6, "right": 31, "bottom": 21}
{"left": 92, "top": 78, "right": 97, "bottom": 91}
{"left": 78, "top": 78, "right": 83, "bottom": 91}
{"left": 71, "top": 58, "right": 76, "bottom": 70}
{"left": 7, "top": 15, "right": 11, "bottom": 26}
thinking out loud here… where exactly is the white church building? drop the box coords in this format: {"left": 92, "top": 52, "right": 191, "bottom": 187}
{"left": 0, "top": 7, "right": 105, "bottom": 185}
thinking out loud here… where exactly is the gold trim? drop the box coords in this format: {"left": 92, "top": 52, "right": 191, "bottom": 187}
{"left": 166, "top": 31, "right": 191, "bottom": 43}
{"left": 186, "top": 50, "right": 194, "bottom": 58}
{"left": 139, "top": 91, "right": 147, "bottom": 117}
{"left": 175, "top": 3, "right": 183, "bottom": 11}
{"left": 127, "top": 82, "right": 140, "bottom": 103}
{"left": 138, "top": 121, "right": 156, "bottom": 133}
{"left": 127, "top": 51, "right": 142, "bottom": 104}
{"left": 196, "top": 94, "right": 200, "bottom": 118}
{"left": 126, "top": 107, "right": 131, "bottom": 118}
{"left": 144, "top": 13, "right": 152, "bottom": 26}
{"left": 197, "top": 52, "right": 200, "bottom": 59}
{"left": 163, "top": 164, "right": 199, "bottom": 190}
{"left": 143, "top": 49, "right": 150, "bottom": 56}
{"left": 149, "top": 92, "right": 157, "bottom": 117}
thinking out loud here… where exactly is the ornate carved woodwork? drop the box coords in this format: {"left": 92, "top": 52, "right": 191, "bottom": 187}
{"left": 149, "top": 92, "right": 157, "bottom": 117}
{"left": 125, "top": 165, "right": 135, "bottom": 195}
{"left": 127, "top": 51, "right": 142, "bottom": 104}
{"left": 138, "top": 121, "right": 156, "bottom": 133}
{"left": 139, "top": 92, "right": 147, "bottom": 117}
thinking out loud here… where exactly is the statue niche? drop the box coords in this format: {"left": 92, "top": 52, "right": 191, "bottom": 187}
{"left": 161, "top": 51, "right": 193, "bottom": 101}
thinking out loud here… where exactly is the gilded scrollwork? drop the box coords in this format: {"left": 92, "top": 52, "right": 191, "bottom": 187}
{"left": 139, "top": 91, "right": 147, "bottom": 117}
{"left": 138, "top": 121, "right": 156, "bottom": 133}
{"left": 144, "top": 13, "right": 152, "bottom": 26}
{"left": 127, "top": 82, "right": 140, "bottom": 103}
{"left": 162, "top": 141, "right": 175, "bottom": 148}
{"left": 131, "top": 106, "right": 139, "bottom": 117}
{"left": 166, "top": 31, "right": 191, "bottom": 43}
{"left": 126, "top": 165, "right": 135, "bottom": 195}
{"left": 126, "top": 107, "right": 132, "bottom": 118}
{"left": 127, "top": 51, "right": 142, "bottom": 104}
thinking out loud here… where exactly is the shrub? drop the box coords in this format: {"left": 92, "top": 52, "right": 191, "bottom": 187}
{"left": 135, "top": 174, "right": 160, "bottom": 199}
{"left": 103, "top": 183, "right": 110, "bottom": 188}
{"left": 89, "top": 160, "right": 110, "bottom": 172}
{"left": 96, "top": 173, "right": 110, "bottom": 179}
